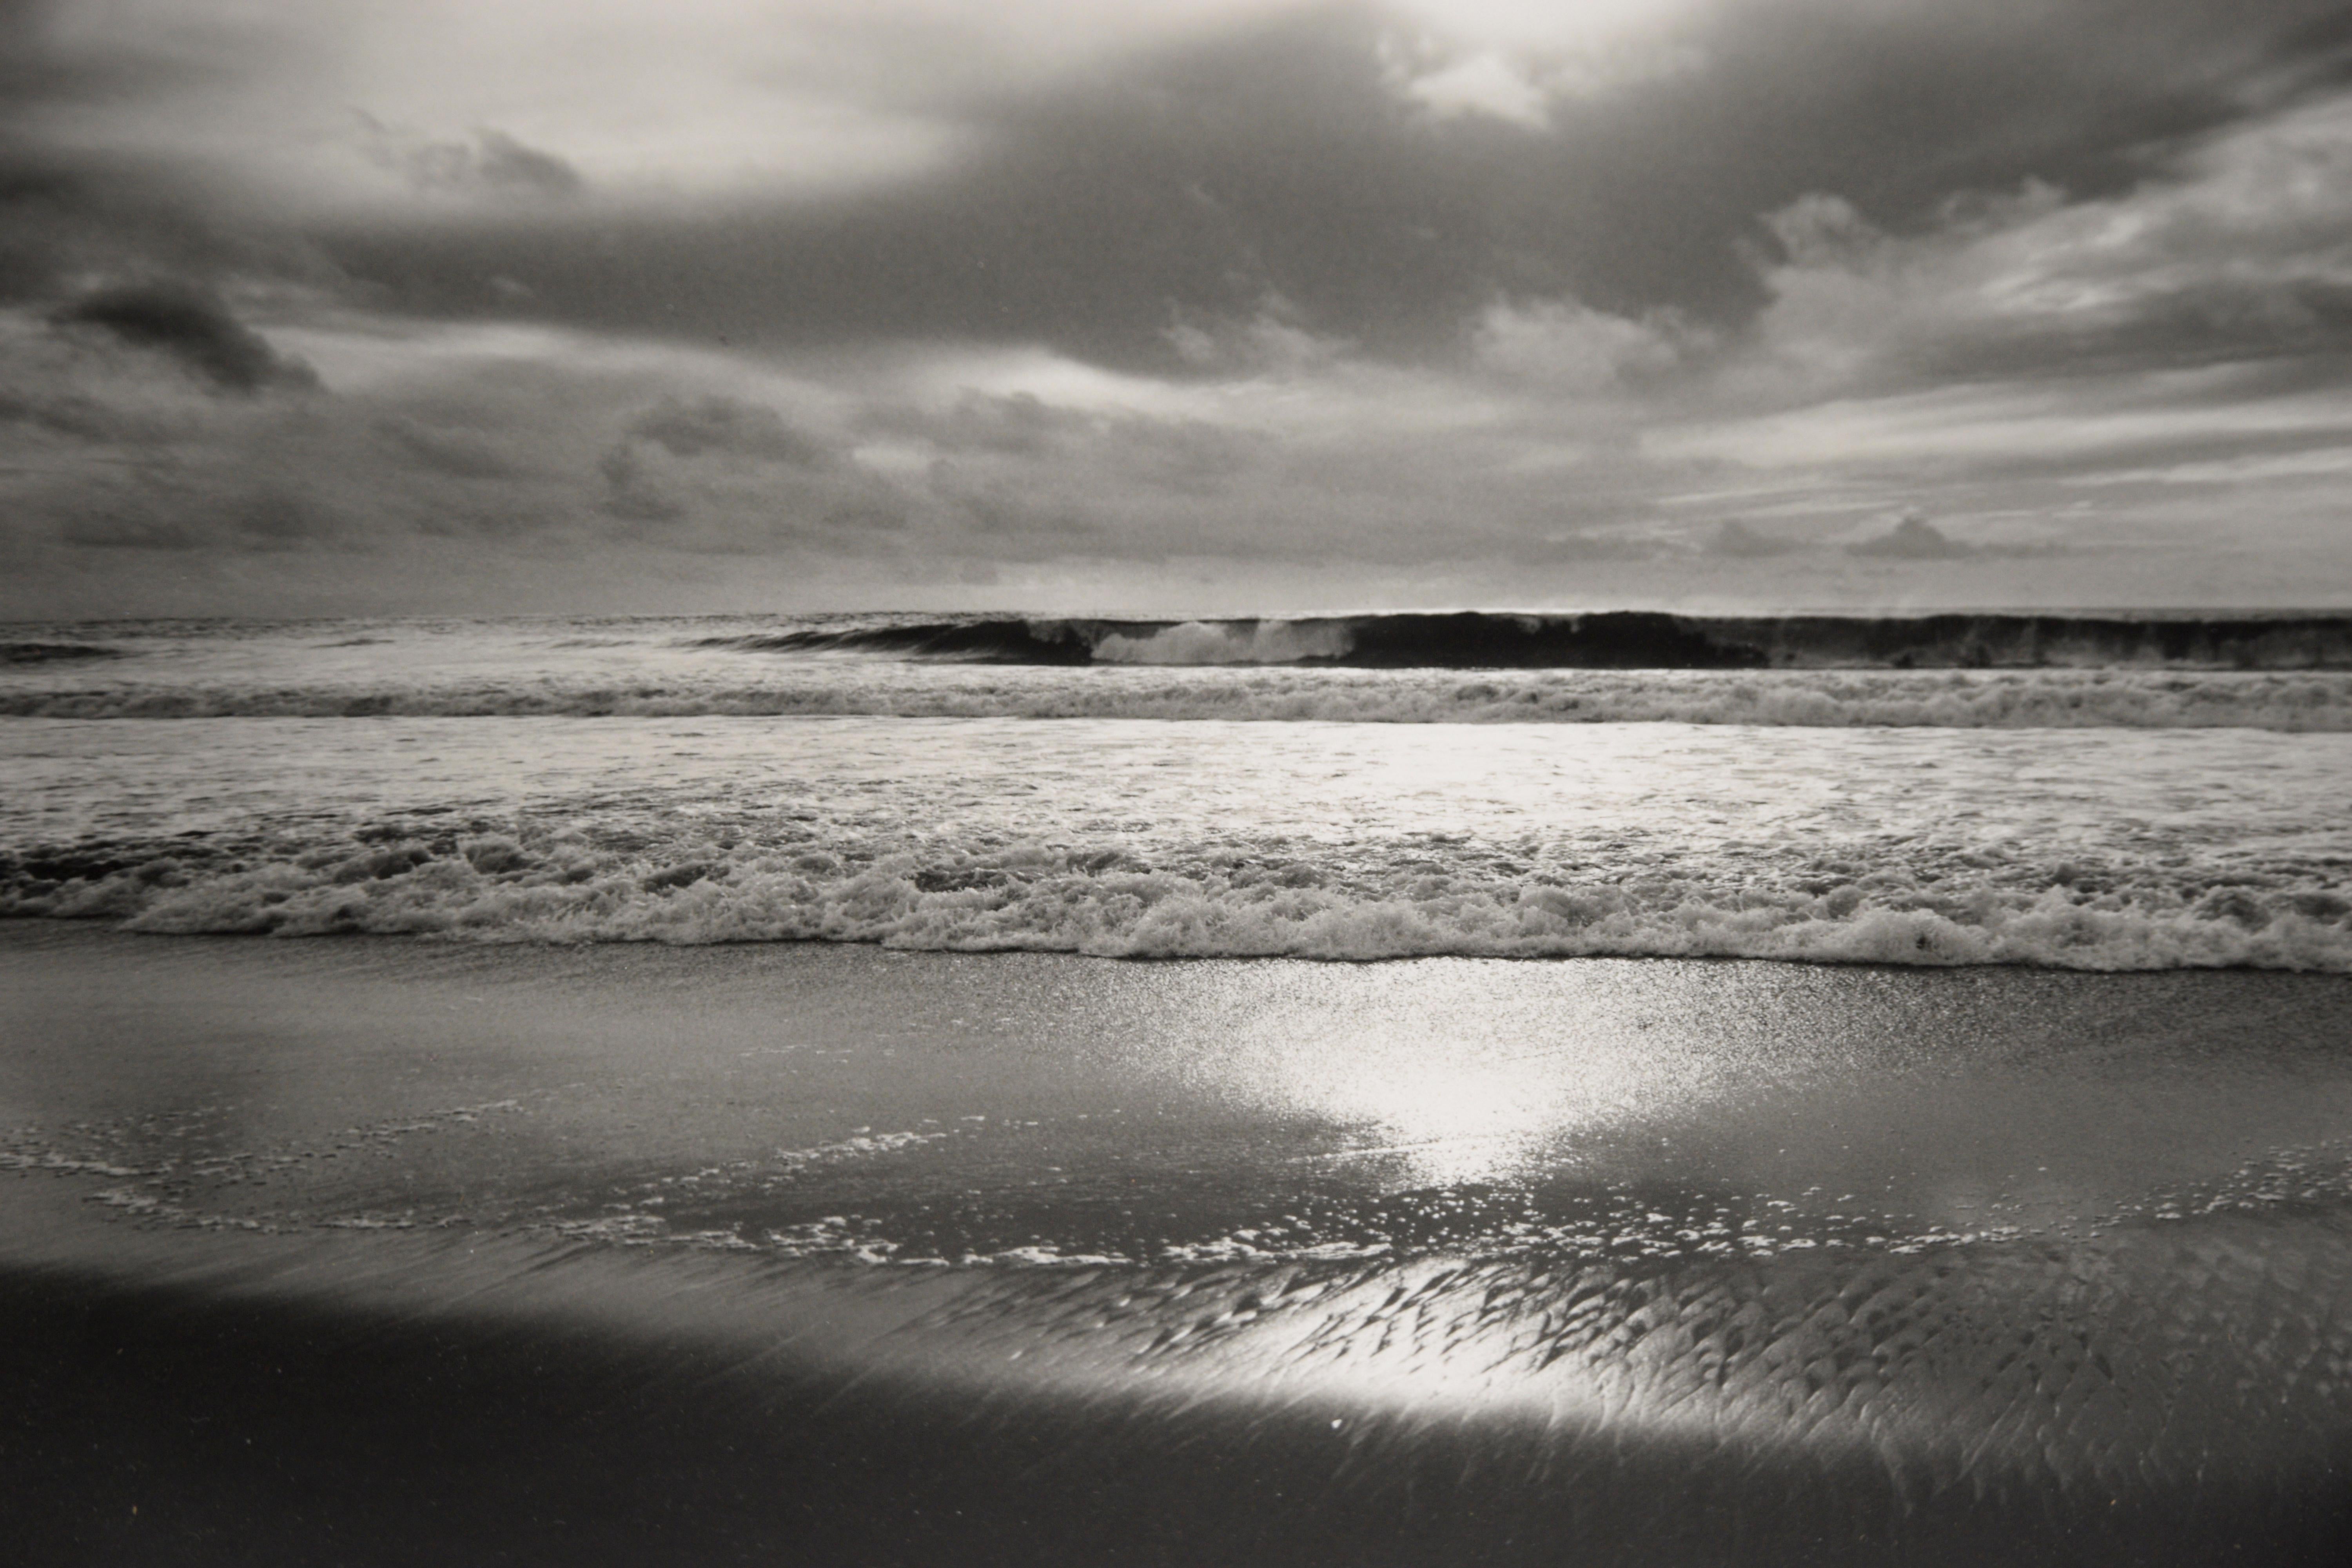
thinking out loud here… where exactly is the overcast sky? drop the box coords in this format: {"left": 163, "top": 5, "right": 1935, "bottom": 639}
{"left": 4, "top": 0, "right": 2350, "bottom": 617}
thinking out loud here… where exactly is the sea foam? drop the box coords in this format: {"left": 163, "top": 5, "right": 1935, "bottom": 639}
{"left": 6, "top": 713, "right": 2347, "bottom": 969}
{"left": 8, "top": 820, "right": 2348, "bottom": 971}
{"left": 8, "top": 665, "right": 2351, "bottom": 730}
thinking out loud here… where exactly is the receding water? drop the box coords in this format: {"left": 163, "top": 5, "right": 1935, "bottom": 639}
{"left": 5, "top": 928, "right": 2350, "bottom": 1563}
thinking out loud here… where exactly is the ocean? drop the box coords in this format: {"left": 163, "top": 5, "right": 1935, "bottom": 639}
{"left": 6, "top": 610, "right": 2352, "bottom": 968}
{"left": 6, "top": 609, "right": 2352, "bottom": 1563}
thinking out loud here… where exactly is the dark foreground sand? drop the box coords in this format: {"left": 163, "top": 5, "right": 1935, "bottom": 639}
{"left": 5, "top": 922, "right": 2351, "bottom": 1565}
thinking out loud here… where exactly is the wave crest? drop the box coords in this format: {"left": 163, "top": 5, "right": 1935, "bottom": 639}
{"left": 701, "top": 611, "right": 2352, "bottom": 670}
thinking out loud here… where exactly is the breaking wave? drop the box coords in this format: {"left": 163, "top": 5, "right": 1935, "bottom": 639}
{"left": 11, "top": 816, "right": 2352, "bottom": 970}
{"left": 2, "top": 641, "right": 122, "bottom": 664}
{"left": 702, "top": 610, "right": 2352, "bottom": 671}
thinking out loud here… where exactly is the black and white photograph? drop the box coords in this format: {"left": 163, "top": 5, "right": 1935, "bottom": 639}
{"left": 5, "top": 2, "right": 2352, "bottom": 1562}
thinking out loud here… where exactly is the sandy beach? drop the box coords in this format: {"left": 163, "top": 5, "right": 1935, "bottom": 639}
{"left": 7, "top": 922, "right": 2350, "bottom": 1564}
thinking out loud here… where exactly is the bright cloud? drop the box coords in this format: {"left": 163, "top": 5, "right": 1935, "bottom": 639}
{"left": 1743, "top": 91, "right": 2352, "bottom": 396}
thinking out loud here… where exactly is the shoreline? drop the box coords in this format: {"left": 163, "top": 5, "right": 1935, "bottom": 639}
{"left": 34, "top": 913, "right": 2352, "bottom": 967}
{"left": 7, "top": 923, "right": 2352, "bottom": 1563}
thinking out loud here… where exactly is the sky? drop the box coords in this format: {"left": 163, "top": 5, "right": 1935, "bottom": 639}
{"left": 3, "top": 0, "right": 2351, "bottom": 617}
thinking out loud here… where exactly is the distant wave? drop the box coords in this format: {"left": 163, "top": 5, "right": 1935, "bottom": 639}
{"left": 10, "top": 819, "right": 2350, "bottom": 971}
{"left": 8, "top": 667, "right": 2351, "bottom": 729}
{"left": 699, "top": 611, "right": 2352, "bottom": 671}
{"left": 2, "top": 641, "right": 122, "bottom": 664}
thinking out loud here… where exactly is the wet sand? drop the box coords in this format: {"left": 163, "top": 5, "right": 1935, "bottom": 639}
{"left": 5, "top": 922, "right": 2352, "bottom": 1564}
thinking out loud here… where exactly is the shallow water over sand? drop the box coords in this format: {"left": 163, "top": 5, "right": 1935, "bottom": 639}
{"left": 6, "top": 927, "right": 2350, "bottom": 1563}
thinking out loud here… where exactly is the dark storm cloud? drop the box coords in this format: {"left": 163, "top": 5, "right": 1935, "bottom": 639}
{"left": 0, "top": 0, "right": 245, "bottom": 114}
{"left": 1705, "top": 519, "right": 1797, "bottom": 558}
{"left": 626, "top": 394, "right": 831, "bottom": 465}
{"left": 0, "top": 153, "right": 341, "bottom": 307}
{"left": 597, "top": 441, "right": 682, "bottom": 524}
{"left": 0, "top": 8, "right": 307, "bottom": 298}
{"left": 49, "top": 477, "right": 342, "bottom": 554}
{"left": 229, "top": 487, "right": 338, "bottom": 547}
{"left": 0, "top": 384, "right": 162, "bottom": 443}
{"left": 305, "top": 9, "right": 1491, "bottom": 364}
{"left": 593, "top": 402, "right": 906, "bottom": 545}
{"left": 10, "top": 0, "right": 2352, "bottom": 615}
{"left": 377, "top": 415, "right": 524, "bottom": 479}
{"left": 0, "top": 14, "right": 345, "bottom": 305}
{"left": 1848, "top": 512, "right": 1971, "bottom": 559}
{"left": 442, "top": 131, "right": 582, "bottom": 199}
{"left": 51, "top": 279, "right": 318, "bottom": 391}
{"left": 54, "top": 514, "right": 203, "bottom": 550}
{"left": 310, "top": 1, "right": 2352, "bottom": 375}
{"left": 926, "top": 461, "right": 1103, "bottom": 541}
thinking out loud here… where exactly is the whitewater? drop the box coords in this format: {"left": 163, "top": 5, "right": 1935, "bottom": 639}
{"left": 5, "top": 612, "right": 2350, "bottom": 970}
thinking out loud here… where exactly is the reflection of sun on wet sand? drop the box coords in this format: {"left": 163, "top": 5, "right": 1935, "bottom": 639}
{"left": 5, "top": 924, "right": 2350, "bottom": 1564}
